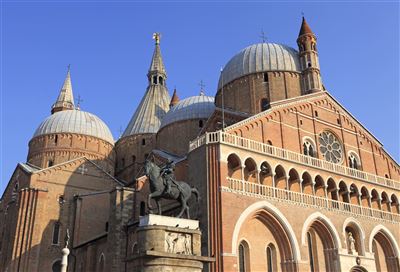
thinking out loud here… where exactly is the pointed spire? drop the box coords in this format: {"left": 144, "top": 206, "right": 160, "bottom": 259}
{"left": 148, "top": 33, "right": 166, "bottom": 76}
{"left": 298, "top": 17, "right": 314, "bottom": 37}
{"left": 170, "top": 88, "right": 180, "bottom": 108}
{"left": 122, "top": 35, "right": 171, "bottom": 137}
{"left": 51, "top": 66, "right": 75, "bottom": 114}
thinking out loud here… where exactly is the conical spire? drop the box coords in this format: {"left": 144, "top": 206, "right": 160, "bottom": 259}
{"left": 122, "top": 34, "right": 171, "bottom": 137}
{"left": 148, "top": 33, "right": 166, "bottom": 76}
{"left": 170, "top": 88, "right": 180, "bottom": 108}
{"left": 298, "top": 17, "right": 314, "bottom": 37}
{"left": 51, "top": 66, "right": 75, "bottom": 114}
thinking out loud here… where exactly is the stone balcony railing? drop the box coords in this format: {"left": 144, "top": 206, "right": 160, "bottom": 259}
{"left": 223, "top": 178, "right": 400, "bottom": 223}
{"left": 189, "top": 131, "right": 400, "bottom": 190}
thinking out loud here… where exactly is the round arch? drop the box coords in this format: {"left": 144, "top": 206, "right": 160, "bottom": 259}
{"left": 342, "top": 217, "right": 366, "bottom": 255}
{"left": 231, "top": 201, "right": 301, "bottom": 262}
{"left": 301, "top": 212, "right": 342, "bottom": 249}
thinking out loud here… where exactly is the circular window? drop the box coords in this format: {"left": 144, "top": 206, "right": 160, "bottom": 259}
{"left": 318, "top": 131, "right": 343, "bottom": 163}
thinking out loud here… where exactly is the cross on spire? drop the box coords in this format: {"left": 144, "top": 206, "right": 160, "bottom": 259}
{"left": 301, "top": 11, "right": 305, "bottom": 17}
{"left": 198, "top": 80, "right": 206, "bottom": 95}
{"left": 260, "top": 29, "right": 267, "bottom": 43}
{"left": 76, "top": 95, "right": 83, "bottom": 109}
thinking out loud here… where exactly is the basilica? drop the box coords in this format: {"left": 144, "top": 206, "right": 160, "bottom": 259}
{"left": 0, "top": 17, "right": 399, "bottom": 272}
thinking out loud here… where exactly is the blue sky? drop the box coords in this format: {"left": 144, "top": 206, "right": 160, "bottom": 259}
{"left": 1, "top": 2, "right": 399, "bottom": 195}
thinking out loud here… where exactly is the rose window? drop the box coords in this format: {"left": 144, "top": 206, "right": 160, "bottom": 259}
{"left": 318, "top": 131, "right": 343, "bottom": 163}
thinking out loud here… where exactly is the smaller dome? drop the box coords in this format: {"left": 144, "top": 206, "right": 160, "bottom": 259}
{"left": 160, "top": 95, "right": 215, "bottom": 129}
{"left": 33, "top": 110, "right": 114, "bottom": 144}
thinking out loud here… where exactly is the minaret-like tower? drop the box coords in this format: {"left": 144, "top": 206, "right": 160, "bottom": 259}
{"left": 51, "top": 66, "right": 75, "bottom": 114}
{"left": 115, "top": 33, "right": 170, "bottom": 182}
{"left": 297, "top": 17, "right": 323, "bottom": 94}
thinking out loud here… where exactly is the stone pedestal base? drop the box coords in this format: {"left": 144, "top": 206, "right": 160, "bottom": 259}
{"left": 128, "top": 215, "right": 213, "bottom": 272}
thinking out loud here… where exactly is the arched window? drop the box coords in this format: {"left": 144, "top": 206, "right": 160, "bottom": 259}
{"left": 261, "top": 98, "right": 270, "bottom": 111}
{"left": 153, "top": 76, "right": 158, "bottom": 84}
{"left": 132, "top": 155, "right": 136, "bottom": 164}
{"left": 303, "top": 139, "right": 315, "bottom": 157}
{"left": 348, "top": 152, "right": 361, "bottom": 169}
{"left": 307, "top": 232, "right": 315, "bottom": 272}
{"left": 267, "top": 140, "right": 272, "bottom": 145}
{"left": 263, "top": 73, "right": 269, "bottom": 82}
{"left": 266, "top": 243, "right": 277, "bottom": 272}
{"left": 159, "top": 76, "right": 163, "bottom": 85}
{"left": 199, "top": 120, "right": 204, "bottom": 128}
{"left": 55, "top": 135, "right": 58, "bottom": 144}
{"left": 142, "top": 138, "right": 146, "bottom": 146}
{"left": 52, "top": 260, "right": 62, "bottom": 272}
{"left": 52, "top": 222, "right": 61, "bottom": 245}
{"left": 238, "top": 240, "right": 250, "bottom": 272}
{"left": 48, "top": 160, "right": 54, "bottom": 167}
{"left": 99, "top": 254, "right": 105, "bottom": 272}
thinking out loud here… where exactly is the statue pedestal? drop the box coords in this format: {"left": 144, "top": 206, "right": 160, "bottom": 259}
{"left": 130, "top": 214, "right": 213, "bottom": 272}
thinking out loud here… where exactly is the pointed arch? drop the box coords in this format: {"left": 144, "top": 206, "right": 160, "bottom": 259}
{"left": 227, "top": 153, "right": 242, "bottom": 179}
{"left": 302, "top": 212, "right": 341, "bottom": 272}
{"left": 343, "top": 217, "right": 366, "bottom": 255}
{"left": 274, "top": 165, "right": 287, "bottom": 189}
{"left": 288, "top": 168, "right": 300, "bottom": 192}
{"left": 231, "top": 201, "right": 301, "bottom": 262}
{"left": 369, "top": 225, "right": 400, "bottom": 272}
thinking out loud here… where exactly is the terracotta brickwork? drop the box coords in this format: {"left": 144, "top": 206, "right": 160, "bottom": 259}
{"left": 215, "top": 72, "right": 302, "bottom": 115}
{"left": 28, "top": 133, "right": 115, "bottom": 175}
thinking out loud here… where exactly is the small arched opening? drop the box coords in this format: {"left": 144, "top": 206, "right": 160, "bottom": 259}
{"left": 349, "top": 183, "right": 360, "bottom": 205}
{"left": 244, "top": 158, "right": 257, "bottom": 183}
{"left": 360, "top": 186, "right": 370, "bottom": 208}
{"left": 326, "top": 178, "right": 338, "bottom": 201}
{"left": 266, "top": 243, "right": 277, "bottom": 272}
{"left": 314, "top": 175, "right": 325, "bottom": 197}
{"left": 302, "top": 172, "right": 313, "bottom": 195}
{"left": 238, "top": 240, "right": 250, "bottom": 272}
{"left": 274, "top": 165, "right": 286, "bottom": 189}
{"left": 371, "top": 189, "right": 380, "bottom": 210}
{"left": 381, "top": 192, "right": 390, "bottom": 212}
{"left": 227, "top": 154, "right": 242, "bottom": 179}
{"left": 338, "top": 181, "right": 350, "bottom": 203}
{"left": 259, "top": 161, "right": 272, "bottom": 186}
{"left": 390, "top": 194, "right": 399, "bottom": 214}
{"left": 288, "top": 168, "right": 300, "bottom": 192}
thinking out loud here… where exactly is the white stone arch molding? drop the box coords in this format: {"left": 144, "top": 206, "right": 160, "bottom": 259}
{"left": 230, "top": 200, "right": 301, "bottom": 261}
{"left": 302, "top": 136, "right": 317, "bottom": 150}
{"left": 368, "top": 225, "right": 400, "bottom": 257}
{"left": 301, "top": 211, "right": 342, "bottom": 249}
{"left": 342, "top": 217, "right": 366, "bottom": 255}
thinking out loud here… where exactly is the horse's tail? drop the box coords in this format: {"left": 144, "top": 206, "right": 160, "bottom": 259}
{"left": 191, "top": 188, "right": 200, "bottom": 202}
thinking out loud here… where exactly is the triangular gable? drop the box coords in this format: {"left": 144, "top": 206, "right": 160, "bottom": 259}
{"left": 32, "top": 157, "right": 124, "bottom": 186}
{"left": 225, "top": 91, "right": 399, "bottom": 168}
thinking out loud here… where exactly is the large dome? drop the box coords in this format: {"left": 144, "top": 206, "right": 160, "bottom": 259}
{"left": 33, "top": 110, "right": 114, "bottom": 144}
{"left": 218, "top": 43, "right": 301, "bottom": 88}
{"left": 160, "top": 95, "right": 215, "bottom": 129}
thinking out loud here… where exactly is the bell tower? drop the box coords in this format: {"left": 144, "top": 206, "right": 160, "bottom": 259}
{"left": 297, "top": 17, "right": 323, "bottom": 94}
{"left": 147, "top": 32, "right": 167, "bottom": 87}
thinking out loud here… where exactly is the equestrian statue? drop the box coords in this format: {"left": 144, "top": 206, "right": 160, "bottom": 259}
{"left": 144, "top": 159, "right": 200, "bottom": 219}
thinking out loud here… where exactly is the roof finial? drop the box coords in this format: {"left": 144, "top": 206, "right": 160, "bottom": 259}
{"left": 260, "top": 29, "right": 267, "bottom": 43}
{"left": 76, "top": 95, "right": 83, "bottom": 110}
{"left": 198, "top": 80, "right": 206, "bottom": 96}
{"left": 153, "top": 32, "right": 161, "bottom": 45}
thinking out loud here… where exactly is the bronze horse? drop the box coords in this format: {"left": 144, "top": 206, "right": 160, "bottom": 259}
{"left": 144, "top": 160, "right": 199, "bottom": 219}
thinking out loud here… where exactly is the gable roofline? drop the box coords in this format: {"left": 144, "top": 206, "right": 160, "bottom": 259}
{"left": 225, "top": 91, "right": 399, "bottom": 166}
{"left": 32, "top": 157, "right": 125, "bottom": 186}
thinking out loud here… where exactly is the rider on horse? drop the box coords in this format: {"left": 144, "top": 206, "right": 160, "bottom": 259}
{"left": 160, "top": 159, "right": 180, "bottom": 195}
